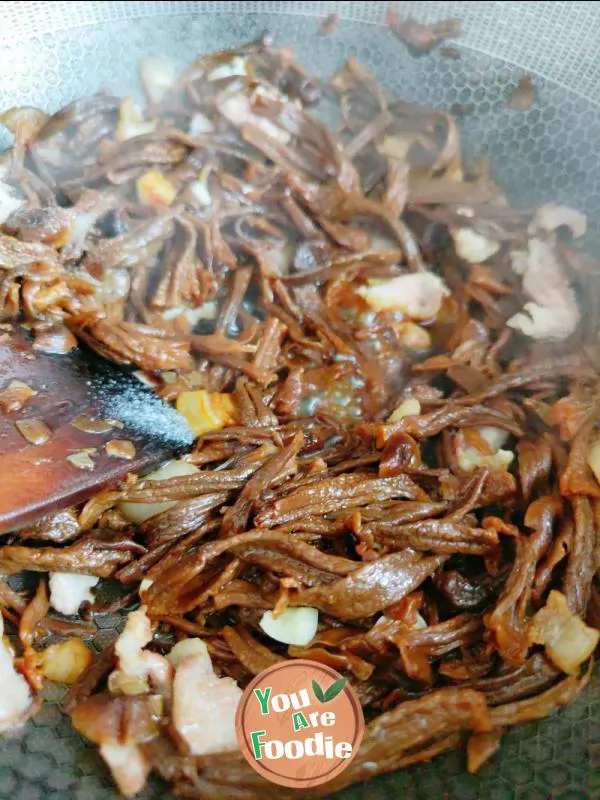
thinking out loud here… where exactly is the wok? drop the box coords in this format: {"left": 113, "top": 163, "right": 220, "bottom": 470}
{"left": 0, "top": 2, "right": 598, "bottom": 798}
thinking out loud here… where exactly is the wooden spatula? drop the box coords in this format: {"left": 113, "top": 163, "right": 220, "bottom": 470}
{"left": 0, "top": 325, "right": 194, "bottom": 534}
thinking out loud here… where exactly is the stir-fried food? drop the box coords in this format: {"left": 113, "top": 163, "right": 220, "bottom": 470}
{"left": 0, "top": 35, "right": 598, "bottom": 798}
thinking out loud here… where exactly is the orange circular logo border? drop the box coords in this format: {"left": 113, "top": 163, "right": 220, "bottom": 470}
{"left": 235, "top": 659, "right": 365, "bottom": 789}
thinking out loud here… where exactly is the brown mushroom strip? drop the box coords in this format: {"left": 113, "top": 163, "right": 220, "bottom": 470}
{"left": 255, "top": 473, "right": 425, "bottom": 527}
{"left": 0, "top": 536, "right": 133, "bottom": 576}
{"left": 289, "top": 550, "right": 447, "bottom": 621}
{"left": 563, "top": 496, "right": 595, "bottom": 615}
{"left": 488, "top": 666, "right": 591, "bottom": 727}
{"left": 222, "top": 625, "right": 284, "bottom": 675}
{"left": 485, "top": 496, "right": 562, "bottom": 664}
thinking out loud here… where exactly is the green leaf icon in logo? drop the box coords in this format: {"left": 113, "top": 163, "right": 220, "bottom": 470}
{"left": 323, "top": 677, "right": 346, "bottom": 702}
{"left": 312, "top": 677, "right": 346, "bottom": 703}
{"left": 312, "top": 679, "right": 325, "bottom": 703}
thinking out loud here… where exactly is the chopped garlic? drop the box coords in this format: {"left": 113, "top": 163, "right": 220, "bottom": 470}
{"left": 478, "top": 426, "right": 511, "bottom": 451}
{"left": 0, "top": 615, "right": 31, "bottom": 733}
{"left": 6, "top": 379, "right": 35, "bottom": 394}
{"left": 208, "top": 56, "right": 247, "bottom": 81}
{"left": 66, "top": 448, "right": 97, "bottom": 471}
{"left": 105, "top": 439, "right": 136, "bottom": 460}
{"left": 260, "top": 606, "right": 319, "bottom": 647}
{"left": 136, "top": 170, "right": 177, "bottom": 208}
{"left": 0, "top": 379, "right": 37, "bottom": 413}
{"left": 388, "top": 397, "right": 422, "bottom": 423}
{"left": 455, "top": 427, "right": 514, "bottom": 473}
{"left": 139, "top": 58, "right": 175, "bottom": 104}
{"left": 172, "top": 638, "right": 242, "bottom": 755}
{"left": 116, "top": 97, "right": 156, "bottom": 142}
{"left": 190, "top": 177, "right": 212, "bottom": 206}
{"left": 528, "top": 590, "right": 599, "bottom": 675}
{"left": 41, "top": 638, "right": 93, "bottom": 684}
{"left": 397, "top": 322, "right": 432, "bottom": 351}
{"left": 49, "top": 573, "right": 99, "bottom": 615}
{"left": 119, "top": 460, "right": 199, "bottom": 524}
{"left": 167, "top": 637, "right": 211, "bottom": 669}
{"left": 357, "top": 272, "right": 450, "bottom": 320}
{"left": 457, "top": 447, "right": 514, "bottom": 473}
{"left": 71, "top": 415, "right": 114, "bottom": 435}
{"left": 176, "top": 390, "right": 238, "bottom": 437}
{"left": 99, "top": 743, "right": 151, "bottom": 798}
{"left": 139, "top": 578, "right": 153, "bottom": 595}
{"left": 15, "top": 418, "right": 50, "bottom": 445}
{"left": 451, "top": 227, "right": 500, "bottom": 264}
{"left": 413, "top": 612, "right": 428, "bottom": 630}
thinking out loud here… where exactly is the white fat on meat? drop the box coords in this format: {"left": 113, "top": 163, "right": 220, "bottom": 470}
{"left": 0, "top": 182, "right": 25, "bottom": 224}
{"left": 357, "top": 272, "right": 450, "bottom": 320}
{"left": 529, "top": 202, "right": 587, "bottom": 239}
{"left": 189, "top": 177, "right": 212, "bottom": 207}
{"left": 368, "top": 232, "right": 399, "bottom": 252}
{"left": 108, "top": 607, "right": 172, "bottom": 696}
{"left": 259, "top": 241, "right": 295, "bottom": 277}
{"left": 160, "top": 303, "right": 218, "bottom": 327}
{"left": 217, "top": 92, "right": 291, "bottom": 144}
{"left": 139, "top": 58, "right": 175, "bottom": 104}
{"left": 169, "top": 638, "right": 242, "bottom": 755}
{"left": 116, "top": 98, "right": 156, "bottom": 142}
{"left": 456, "top": 426, "right": 514, "bottom": 473}
{"left": 450, "top": 226, "right": 500, "bottom": 264}
{"left": 507, "top": 238, "right": 580, "bottom": 340}
{"left": 0, "top": 615, "right": 31, "bottom": 733}
{"left": 99, "top": 743, "right": 151, "bottom": 798}
{"left": 100, "top": 268, "right": 131, "bottom": 304}
{"left": 208, "top": 56, "right": 248, "bottom": 81}
{"left": 509, "top": 249, "right": 529, "bottom": 276}
{"left": 49, "top": 573, "right": 99, "bottom": 615}
{"left": 0, "top": 162, "right": 25, "bottom": 224}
